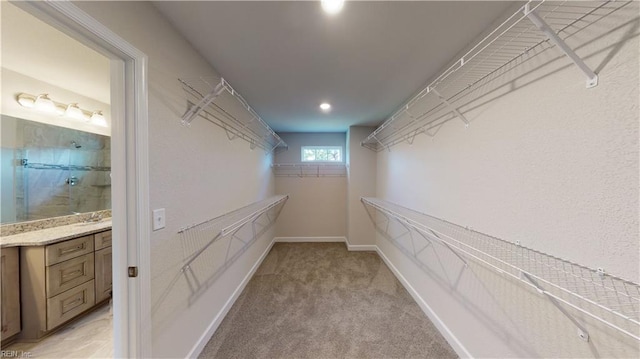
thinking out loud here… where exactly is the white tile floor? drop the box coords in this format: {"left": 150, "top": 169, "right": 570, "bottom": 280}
{"left": 5, "top": 303, "right": 113, "bottom": 358}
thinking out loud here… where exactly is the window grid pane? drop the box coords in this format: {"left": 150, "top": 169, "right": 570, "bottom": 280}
{"left": 301, "top": 146, "right": 342, "bottom": 162}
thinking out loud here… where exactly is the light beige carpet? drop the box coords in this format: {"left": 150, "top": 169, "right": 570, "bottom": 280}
{"left": 199, "top": 242, "right": 457, "bottom": 359}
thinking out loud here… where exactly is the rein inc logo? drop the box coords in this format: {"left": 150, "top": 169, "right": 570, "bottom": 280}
{"left": 0, "top": 350, "right": 32, "bottom": 358}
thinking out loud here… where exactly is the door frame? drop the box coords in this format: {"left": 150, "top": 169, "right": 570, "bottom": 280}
{"left": 12, "top": 1, "right": 152, "bottom": 357}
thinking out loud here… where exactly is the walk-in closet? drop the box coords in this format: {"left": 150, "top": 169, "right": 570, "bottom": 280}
{"left": 1, "top": 1, "right": 638, "bottom": 358}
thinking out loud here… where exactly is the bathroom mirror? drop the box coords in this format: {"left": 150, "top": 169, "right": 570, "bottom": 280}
{"left": 1, "top": 115, "right": 111, "bottom": 224}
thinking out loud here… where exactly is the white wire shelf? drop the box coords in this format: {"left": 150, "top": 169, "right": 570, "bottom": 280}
{"left": 362, "top": 0, "right": 624, "bottom": 151}
{"left": 361, "top": 197, "right": 640, "bottom": 343}
{"left": 272, "top": 163, "right": 347, "bottom": 177}
{"left": 179, "top": 194, "right": 288, "bottom": 267}
{"left": 179, "top": 76, "right": 288, "bottom": 153}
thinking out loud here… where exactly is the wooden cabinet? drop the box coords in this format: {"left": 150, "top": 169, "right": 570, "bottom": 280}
{"left": 1, "top": 247, "right": 21, "bottom": 342}
{"left": 20, "top": 229, "right": 112, "bottom": 340}
{"left": 94, "top": 230, "right": 112, "bottom": 303}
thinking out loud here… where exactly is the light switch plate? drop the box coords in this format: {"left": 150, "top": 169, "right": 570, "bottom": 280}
{"left": 152, "top": 208, "right": 166, "bottom": 231}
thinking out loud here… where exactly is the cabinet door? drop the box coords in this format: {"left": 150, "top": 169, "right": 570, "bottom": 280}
{"left": 1, "top": 247, "right": 21, "bottom": 338}
{"left": 94, "top": 247, "right": 112, "bottom": 303}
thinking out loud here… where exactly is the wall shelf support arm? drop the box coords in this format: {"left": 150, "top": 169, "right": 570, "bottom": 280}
{"left": 181, "top": 81, "right": 226, "bottom": 125}
{"left": 430, "top": 88, "right": 469, "bottom": 127}
{"left": 521, "top": 271, "right": 590, "bottom": 342}
{"left": 524, "top": 6, "right": 598, "bottom": 88}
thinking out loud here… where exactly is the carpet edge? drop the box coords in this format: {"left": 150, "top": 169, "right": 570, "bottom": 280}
{"left": 187, "top": 238, "right": 277, "bottom": 358}
{"left": 376, "top": 245, "right": 472, "bottom": 359}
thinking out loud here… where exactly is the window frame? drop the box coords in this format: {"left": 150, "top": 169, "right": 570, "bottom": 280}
{"left": 300, "top": 146, "right": 343, "bottom": 163}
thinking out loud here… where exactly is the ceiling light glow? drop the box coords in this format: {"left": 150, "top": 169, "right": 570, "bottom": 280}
{"left": 321, "top": 0, "right": 344, "bottom": 15}
{"left": 320, "top": 103, "right": 332, "bottom": 112}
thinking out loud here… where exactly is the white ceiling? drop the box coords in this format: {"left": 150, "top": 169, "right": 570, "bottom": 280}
{"left": 1, "top": 2, "right": 110, "bottom": 104}
{"left": 154, "top": 1, "right": 515, "bottom": 132}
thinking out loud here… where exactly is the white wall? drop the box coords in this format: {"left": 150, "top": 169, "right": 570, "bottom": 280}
{"left": 346, "top": 126, "right": 376, "bottom": 247}
{"left": 72, "top": 2, "right": 276, "bottom": 357}
{"left": 376, "top": 3, "right": 639, "bottom": 358}
{"left": 274, "top": 132, "right": 347, "bottom": 239}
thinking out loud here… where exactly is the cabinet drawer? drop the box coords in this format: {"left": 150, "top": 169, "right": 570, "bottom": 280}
{"left": 94, "top": 230, "right": 112, "bottom": 250}
{"left": 47, "top": 280, "right": 95, "bottom": 330}
{"left": 46, "top": 236, "right": 94, "bottom": 266}
{"left": 46, "top": 253, "right": 95, "bottom": 298}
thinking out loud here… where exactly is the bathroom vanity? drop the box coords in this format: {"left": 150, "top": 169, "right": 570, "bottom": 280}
{"left": 1, "top": 219, "right": 112, "bottom": 342}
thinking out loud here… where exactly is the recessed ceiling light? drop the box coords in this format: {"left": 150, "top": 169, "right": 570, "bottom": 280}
{"left": 321, "top": 0, "right": 344, "bottom": 15}
{"left": 320, "top": 103, "right": 332, "bottom": 112}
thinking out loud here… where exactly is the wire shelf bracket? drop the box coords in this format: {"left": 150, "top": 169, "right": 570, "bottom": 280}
{"left": 361, "top": 197, "right": 640, "bottom": 343}
{"left": 361, "top": 0, "right": 617, "bottom": 152}
{"left": 431, "top": 87, "right": 470, "bottom": 127}
{"left": 181, "top": 81, "right": 226, "bottom": 126}
{"left": 524, "top": 4, "right": 598, "bottom": 89}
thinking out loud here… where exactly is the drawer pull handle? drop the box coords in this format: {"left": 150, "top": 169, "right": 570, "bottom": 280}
{"left": 62, "top": 269, "right": 83, "bottom": 279}
{"left": 59, "top": 244, "right": 85, "bottom": 255}
{"left": 64, "top": 297, "right": 84, "bottom": 309}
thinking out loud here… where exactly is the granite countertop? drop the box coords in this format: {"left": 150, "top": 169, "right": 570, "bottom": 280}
{"left": 0, "top": 220, "right": 112, "bottom": 247}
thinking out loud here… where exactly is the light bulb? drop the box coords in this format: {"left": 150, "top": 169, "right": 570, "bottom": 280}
{"left": 65, "top": 103, "right": 87, "bottom": 121}
{"left": 91, "top": 111, "right": 108, "bottom": 127}
{"left": 17, "top": 93, "right": 36, "bottom": 108}
{"left": 321, "top": 0, "right": 344, "bottom": 15}
{"left": 34, "top": 94, "right": 58, "bottom": 113}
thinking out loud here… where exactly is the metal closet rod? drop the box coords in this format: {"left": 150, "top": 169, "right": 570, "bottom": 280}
{"left": 361, "top": 197, "right": 640, "bottom": 342}
{"left": 362, "top": 0, "right": 608, "bottom": 151}
{"left": 22, "top": 162, "right": 111, "bottom": 172}
{"left": 179, "top": 195, "right": 289, "bottom": 268}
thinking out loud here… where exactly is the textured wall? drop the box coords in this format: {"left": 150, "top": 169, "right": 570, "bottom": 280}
{"left": 376, "top": 2, "right": 639, "bottom": 358}
{"left": 73, "top": 2, "right": 276, "bottom": 357}
{"left": 346, "top": 126, "right": 377, "bottom": 246}
{"left": 274, "top": 132, "right": 347, "bottom": 238}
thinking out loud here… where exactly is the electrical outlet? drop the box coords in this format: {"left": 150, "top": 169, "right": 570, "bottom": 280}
{"left": 153, "top": 208, "right": 166, "bottom": 231}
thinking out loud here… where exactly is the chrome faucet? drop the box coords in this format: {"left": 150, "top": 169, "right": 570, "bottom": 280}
{"left": 86, "top": 212, "right": 103, "bottom": 223}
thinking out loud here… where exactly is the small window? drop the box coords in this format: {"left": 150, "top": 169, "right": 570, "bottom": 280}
{"left": 301, "top": 146, "right": 342, "bottom": 162}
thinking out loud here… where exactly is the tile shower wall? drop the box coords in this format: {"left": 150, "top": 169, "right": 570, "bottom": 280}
{"left": 2, "top": 116, "right": 111, "bottom": 222}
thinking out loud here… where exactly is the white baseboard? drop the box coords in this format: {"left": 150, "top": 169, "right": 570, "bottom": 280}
{"left": 346, "top": 243, "right": 378, "bottom": 251}
{"left": 274, "top": 236, "right": 346, "bottom": 243}
{"left": 376, "top": 246, "right": 472, "bottom": 359}
{"left": 187, "top": 238, "right": 276, "bottom": 358}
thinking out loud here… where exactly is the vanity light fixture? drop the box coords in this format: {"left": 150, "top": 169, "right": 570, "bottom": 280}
{"left": 16, "top": 92, "right": 108, "bottom": 127}
{"left": 321, "top": 0, "right": 344, "bottom": 15}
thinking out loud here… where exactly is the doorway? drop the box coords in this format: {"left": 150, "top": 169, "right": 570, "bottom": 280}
{"left": 1, "top": 1, "right": 150, "bottom": 357}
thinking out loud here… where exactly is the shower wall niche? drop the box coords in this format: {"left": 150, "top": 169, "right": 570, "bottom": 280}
{"left": 0, "top": 115, "right": 111, "bottom": 223}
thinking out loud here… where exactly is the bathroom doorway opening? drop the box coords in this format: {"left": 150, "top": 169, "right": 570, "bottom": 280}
{"left": 6, "top": 1, "right": 151, "bottom": 357}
